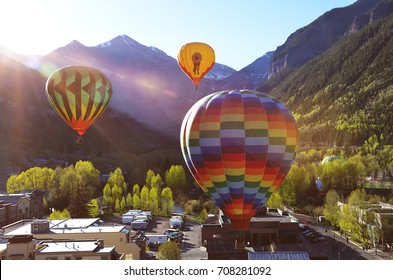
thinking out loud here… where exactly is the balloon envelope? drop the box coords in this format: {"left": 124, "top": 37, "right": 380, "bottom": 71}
{"left": 181, "top": 89, "right": 298, "bottom": 231}
{"left": 177, "top": 42, "right": 215, "bottom": 88}
{"left": 45, "top": 66, "right": 113, "bottom": 137}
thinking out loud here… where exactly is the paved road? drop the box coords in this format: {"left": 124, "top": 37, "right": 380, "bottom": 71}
{"left": 295, "top": 215, "right": 391, "bottom": 260}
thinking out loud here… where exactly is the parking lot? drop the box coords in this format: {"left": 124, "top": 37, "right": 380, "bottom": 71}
{"left": 145, "top": 216, "right": 207, "bottom": 259}
{"left": 103, "top": 214, "right": 207, "bottom": 259}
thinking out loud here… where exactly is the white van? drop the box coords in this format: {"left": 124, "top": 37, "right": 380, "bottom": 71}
{"left": 122, "top": 214, "right": 134, "bottom": 224}
{"left": 131, "top": 219, "right": 148, "bottom": 230}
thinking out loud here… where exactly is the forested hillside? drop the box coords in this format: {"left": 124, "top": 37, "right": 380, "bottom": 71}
{"left": 261, "top": 14, "right": 393, "bottom": 147}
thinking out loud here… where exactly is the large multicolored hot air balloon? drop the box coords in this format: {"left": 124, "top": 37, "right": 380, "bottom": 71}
{"left": 177, "top": 42, "right": 215, "bottom": 89}
{"left": 181, "top": 89, "right": 298, "bottom": 232}
{"left": 45, "top": 66, "right": 113, "bottom": 144}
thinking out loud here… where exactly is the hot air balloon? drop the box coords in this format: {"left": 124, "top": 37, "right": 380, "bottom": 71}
{"left": 177, "top": 42, "right": 215, "bottom": 89}
{"left": 45, "top": 66, "right": 113, "bottom": 144}
{"left": 181, "top": 89, "right": 298, "bottom": 238}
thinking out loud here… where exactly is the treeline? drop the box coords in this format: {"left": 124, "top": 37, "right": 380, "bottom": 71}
{"left": 6, "top": 162, "right": 188, "bottom": 218}
{"left": 323, "top": 188, "right": 388, "bottom": 248}
{"left": 273, "top": 135, "right": 393, "bottom": 214}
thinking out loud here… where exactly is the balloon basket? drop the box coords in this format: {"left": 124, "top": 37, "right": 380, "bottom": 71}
{"left": 76, "top": 136, "right": 84, "bottom": 145}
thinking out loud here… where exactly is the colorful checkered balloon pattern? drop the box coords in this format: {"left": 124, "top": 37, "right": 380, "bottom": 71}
{"left": 46, "top": 66, "right": 112, "bottom": 136}
{"left": 181, "top": 90, "right": 298, "bottom": 231}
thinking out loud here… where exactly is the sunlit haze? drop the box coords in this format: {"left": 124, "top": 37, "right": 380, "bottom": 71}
{"left": 1, "top": 0, "right": 356, "bottom": 70}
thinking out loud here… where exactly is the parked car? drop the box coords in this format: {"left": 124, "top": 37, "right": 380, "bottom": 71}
{"left": 145, "top": 234, "right": 169, "bottom": 249}
{"left": 164, "top": 229, "right": 184, "bottom": 241}
{"left": 131, "top": 219, "right": 148, "bottom": 230}
{"left": 169, "top": 215, "right": 184, "bottom": 229}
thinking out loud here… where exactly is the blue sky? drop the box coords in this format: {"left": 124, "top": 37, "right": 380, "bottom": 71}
{"left": 1, "top": 0, "right": 356, "bottom": 70}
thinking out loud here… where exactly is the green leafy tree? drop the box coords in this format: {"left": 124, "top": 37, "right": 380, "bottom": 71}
{"left": 266, "top": 192, "right": 283, "bottom": 208}
{"left": 103, "top": 183, "right": 114, "bottom": 209}
{"left": 6, "top": 175, "right": 21, "bottom": 194}
{"left": 161, "top": 187, "right": 173, "bottom": 215}
{"left": 68, "top": 177, "right": 90, "bottom": 218}
{"left": 108, "top": 167, "right": 127, "bottom": 191}
{"left": 165, "top": 165, "right": 187, "bottom": 193}
{"left": 323, "top": 189, "right": 340, "bottom": 228}
{"left": 133, "top": 193, "right": 141, "bottom": 209}
{"left": 199, "top": 208, "right": 208, "bottom": 223}
{"left": 74, "top": 161, "right": 100, "bottom": 198}
{"left": 156, "top": 242, "right": 181, "bottom": 260}
{"left": 140, "top": 186, "right": 150, "bottom": 210}
{"left": 87, "top": 199, "right": 100, "bottom": 217}
{"left": 348, "top": 188, "right": 367, "bottom": 206}
{"left": 278, "top": 181, "right": 296, "bottom": 207}
{"left": 120, "top": 197, "right": 127, "bottom": 212}
{"left": 115, "top": 198, "right": 121, "bottom": 213}
{"left": 126, "top": 193, "right": 133, "bottom": 209}
{"left": 133, "top": 184, "right": 140, "bottom": 196}
{"left": 111, "top": 184, "right": 123, "bottom": 202}
{"left": 49, "top": 209, "right": 71, "bottom": 219}
{"left": 145, "top": 169, "right": 155, "bottom": 188}
{"left": 151, "top": 174, "right": 163, "bottom": 190}
{"left": 149, "top": 187, "right": 160, "bottom": 215}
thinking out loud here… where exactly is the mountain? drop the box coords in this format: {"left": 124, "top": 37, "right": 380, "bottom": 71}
{"left": 38, "top": 35, "right": 237, "bottom": 138}
{"left": 216, "top": 51, "right": 272, "bottom": 90}
{"left": 264, "top": 12, "right": 393, "bottom": 147}
{"left": 0, "top": 53, "right": 181, "bottom": 188}
{"left": 269, "top": 0, "right": 393, "bottom": 76}
{"left": 205, "top": 63, "right": 236, "bottom": 80}
{"left": 2, "top": 0, "right": 393, "bottom": 180}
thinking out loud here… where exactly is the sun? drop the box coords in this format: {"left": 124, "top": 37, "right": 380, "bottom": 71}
{"left": 0, "top": 1, "right": 66, "bottom": 55}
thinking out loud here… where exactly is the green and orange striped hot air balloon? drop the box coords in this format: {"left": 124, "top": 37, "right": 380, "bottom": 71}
{"left": 45, "top": 66, "right": 113, "bottom": 144}
{"left": 180, "top": 89, "right": 298, "bottom": 232}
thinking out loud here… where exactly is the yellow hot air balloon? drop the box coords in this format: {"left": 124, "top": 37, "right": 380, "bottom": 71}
{"left": 177, "top": 42, "right": 215, "bottom": 89}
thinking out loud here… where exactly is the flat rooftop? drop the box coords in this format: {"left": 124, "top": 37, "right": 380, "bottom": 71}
{"left": 36, "top": 240, "right": 115, "bottom": 254}
{"left": 2, "top": 218, "right": 125, "bottom": 236}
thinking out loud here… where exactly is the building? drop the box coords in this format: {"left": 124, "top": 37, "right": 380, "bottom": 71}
{"left": 364, "top": 202, "right": 393, "bottom": 250}
{"left": 0, "top": 190, "right": 44, "bottom": 226}
{"left": 0, "top": 218, "right": 144, "bottom": 260}
{"left": 202, "top": 208, "right": 306, "bottom": 260}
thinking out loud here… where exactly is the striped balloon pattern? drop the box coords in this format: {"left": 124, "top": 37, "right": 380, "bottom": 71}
{"left": 181, "top": 90, "right": 298, "bottom": 231}
{"left": 45, "top": 66, "right": 112, "bottom": 136}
